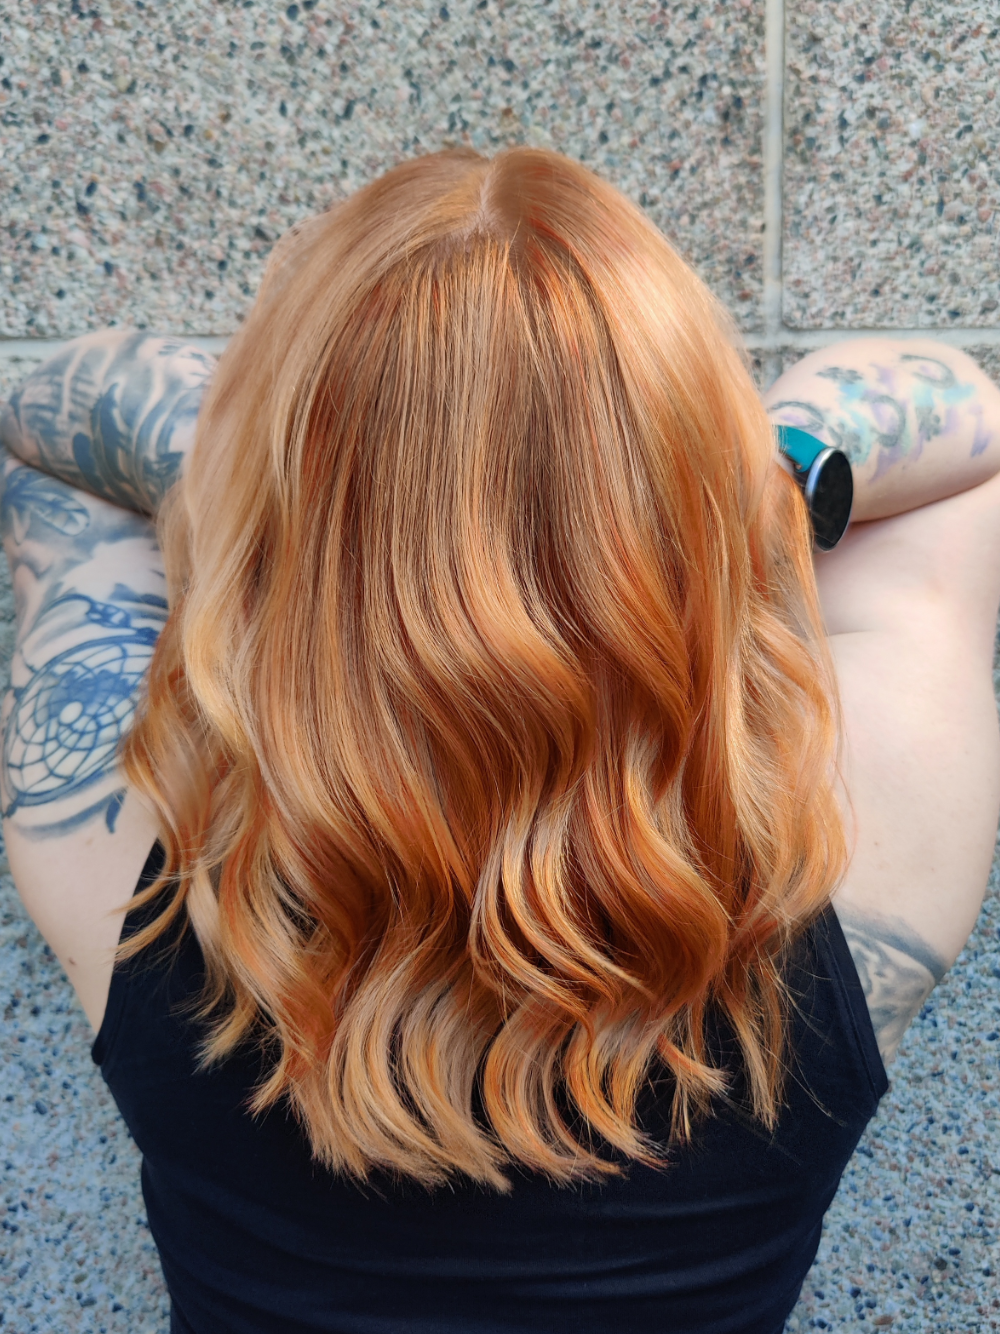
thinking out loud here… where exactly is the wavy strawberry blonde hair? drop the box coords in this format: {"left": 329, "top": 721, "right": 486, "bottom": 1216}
{"left": 123, "top": 146, "right": 847, "bottom": 1193}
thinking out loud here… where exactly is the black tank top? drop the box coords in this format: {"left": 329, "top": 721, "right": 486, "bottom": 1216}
{"left": 92, "top": 841, "right": 888, "bottom": 1334}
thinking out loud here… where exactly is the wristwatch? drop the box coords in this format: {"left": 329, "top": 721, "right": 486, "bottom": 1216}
{"left": 773, "top": 425, "right": 853, "bottom": 552}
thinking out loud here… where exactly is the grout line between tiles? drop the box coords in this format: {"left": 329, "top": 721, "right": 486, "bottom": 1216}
{"left": 762, "top": 0, "right": 785, "bottom": 344}
{"left": 744, "top": 327, "right": 1000, "bottom": 350}
{"left": 6, "top": 330, "right": 1000, "bottom": 368}
{"left": 0, "top": 336, "right": 230, "bottom": 359}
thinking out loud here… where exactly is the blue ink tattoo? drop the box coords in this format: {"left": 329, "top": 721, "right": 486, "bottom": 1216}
{"left": 11, "top": 789, "right": 133, "bottom": 842}
{"left": 1, "top": 456, "right": 168, "bottom": 838}
{"left": 105, "top": 789, "right": 126, "bottom": 833}
{"left": 899, "top": 354, "right": 956, "bottom": 389}
{"left": 816, "top": 367, "right": 864, "bottom": 385}
{"left": 0, "top": 331, "right": 215, "bottom": 515}
{"left": 2, "top": 593, "right": 161, "bottom": 820}
{"left": 2, "top": 466, "right": 89, "bottom": 540}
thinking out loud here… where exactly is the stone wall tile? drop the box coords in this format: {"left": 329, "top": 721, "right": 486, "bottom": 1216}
{"left": 783, "top": 1, "right": 999, "bottom": 328}
{"left": 0, "top": 0, "right": 766, "bottom": 339}
{"left": 967, "top": 344, "right": 1000, "bottom": 386}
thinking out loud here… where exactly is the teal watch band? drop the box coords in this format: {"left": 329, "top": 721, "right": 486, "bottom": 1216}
{"left": 774, "top": 425, "right": 853, "bottom": 552}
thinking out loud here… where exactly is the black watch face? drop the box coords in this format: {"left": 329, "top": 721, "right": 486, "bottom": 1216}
{"left": 810, "top": 451, "right": 853, "bottom": 551}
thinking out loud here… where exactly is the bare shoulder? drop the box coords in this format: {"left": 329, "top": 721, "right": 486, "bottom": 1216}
{"left": 4, "top": 795, "right": 161, "bottom": 1032}
{"left": 1, "top": 454, "right": 163, "bottom": 1030}
{"left": 818, "top": 475, "right": 1000, "bottom": 1063}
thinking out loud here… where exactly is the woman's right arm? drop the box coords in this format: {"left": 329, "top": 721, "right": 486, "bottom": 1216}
{"left": 766, "top": 339, "right": 1000, "bottom": 1065}
{"left": 0, "top": 330, "right": 216, "bottom": 517}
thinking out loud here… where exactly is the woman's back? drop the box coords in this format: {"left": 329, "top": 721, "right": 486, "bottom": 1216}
{"left": 3, "top": 148, "right": 1000, "bottom": 1332}
{"left": 94, "top": 844, "right": 886, "bottom": 1334}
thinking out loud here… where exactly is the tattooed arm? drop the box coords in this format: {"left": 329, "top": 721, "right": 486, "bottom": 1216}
{"left": 0, "top": 454, "right": 167, "bottom": 840}
{"left": 764, "top": 338, "right": 1000, "bottom": 523}
{"left": 833, "top": 904, "right": 948, "bottom": 1066}
{"left": 0, "top": 452, "right": 166, "bottom": 1025}
{"left": 0, "top": 329, "right": 216, "bottom": 516}
{"left": 779, "top": 343, "right": 1000, "bottom": 1068}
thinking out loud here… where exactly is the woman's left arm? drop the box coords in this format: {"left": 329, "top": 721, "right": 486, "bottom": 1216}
{"left": 0, "top": 329, "right": 216, "bottom": 516}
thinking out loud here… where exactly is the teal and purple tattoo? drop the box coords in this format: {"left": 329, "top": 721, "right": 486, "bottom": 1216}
{"left": 769, "top": 352, "right": 993, "bottom": 479}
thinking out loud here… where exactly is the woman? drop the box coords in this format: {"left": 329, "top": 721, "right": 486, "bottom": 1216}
{"left": 2, "top": 147, "right": 999, "bottom": 1334}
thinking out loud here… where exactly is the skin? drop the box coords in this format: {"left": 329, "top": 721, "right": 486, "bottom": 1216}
{"left": 0, "top": 338, "right": 209, "bottom": 836}
{"left": 0, "top": 332, "right": 212, "bottom": 1025}
{"left": 833, "top": 907, "right": 946, "bottom": 1062}
{"left": 765, "top": 337, "right": 1000, "bottom": 523}
{"left": 2, "top": 331, "right": 1000, "bottom": 1072}
{"left": 0, "top": 329, "right": 211, "bottom": 514}
{"left": 766, "top": 338, "right": 1000, "bottom": 1062}
{"left": 0, "top": 460, "right": 168, "bottom": 840}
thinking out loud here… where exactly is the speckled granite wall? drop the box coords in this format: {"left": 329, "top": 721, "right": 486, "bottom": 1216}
{"left": 1, "top": 3, "right": 999, "bottom": 1333}
{"left": 783, "top": 0, "right": 999, "bottom": 329}
{"left": 1, "top": 0, "right": 766, "bottom": 338}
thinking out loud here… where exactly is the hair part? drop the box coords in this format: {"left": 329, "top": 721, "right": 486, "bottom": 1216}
{"left": 123, "top": 146, "right": 846, "bottom": 1193}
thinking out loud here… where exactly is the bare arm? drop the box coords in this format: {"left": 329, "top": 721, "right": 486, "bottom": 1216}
{"left": 764, "top": 337, "right": 1000, "bottom": 523}
{"left": 0, "top": 329, "right": 216, "bottom": 516}
{"left": 767, "top": 339, "right": 1000, "bottom": 1065}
